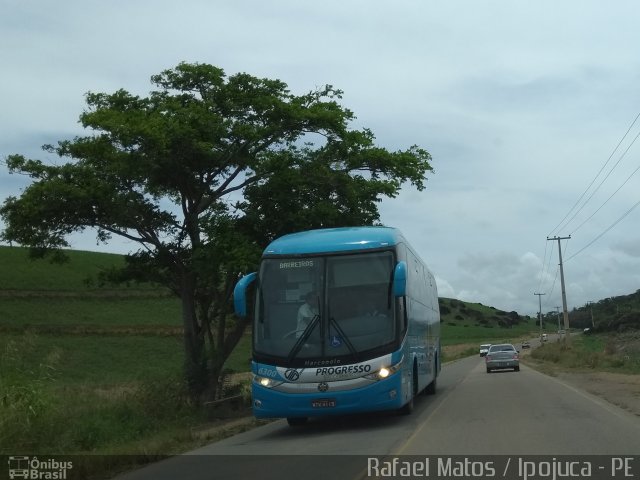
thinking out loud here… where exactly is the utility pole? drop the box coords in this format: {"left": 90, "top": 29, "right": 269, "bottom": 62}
{"left": 555, "top": 306, "right": 561, "bottom": 333}
{"left": 534, "top": 292, "right": 545, "bottom": 342}
{"left": 547, "top": 235, "right": 571, "bottom": 344}
{"left": 587, "top": 301, "right": 595, "bottom": 329}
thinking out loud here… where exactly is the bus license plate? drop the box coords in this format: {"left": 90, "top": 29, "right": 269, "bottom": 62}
{"left": 311, "top": 398, "right": 336, "bottom": 408}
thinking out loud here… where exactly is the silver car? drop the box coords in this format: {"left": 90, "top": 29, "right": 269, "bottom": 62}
{"left": 485, "top": 343, "right": 519, "bottom": 373}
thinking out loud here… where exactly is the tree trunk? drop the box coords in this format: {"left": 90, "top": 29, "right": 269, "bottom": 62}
{"left": 180, "top": 272, "right": 207, "bottom": 398}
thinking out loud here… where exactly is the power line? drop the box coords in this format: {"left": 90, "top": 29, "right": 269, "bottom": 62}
{"left": 565, "top": 197, "right": 640, "bottom": 262}
{"left": 571, "top": 159, "right": 640, "bottom": 235}
{"left": 538, "top": 240, "right": 555, "bottom": 294}
{"left": 562, "top": 127, "right": 640, "bottom": 234}
{"left": 548, "top": 111, "right": 640, "bottom": 237}
{"left": 536, "top": 240, "right": 550, "bottom": 293}
{"left": 542, "top": 265, "right": 559, "bottom": 311}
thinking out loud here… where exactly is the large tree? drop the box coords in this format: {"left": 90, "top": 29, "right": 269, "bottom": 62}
{"left": 1, "top": 62, "right": 433, "bottom": 400}
{"left": 238, "top": 129, "right": 431, "bottom": 244}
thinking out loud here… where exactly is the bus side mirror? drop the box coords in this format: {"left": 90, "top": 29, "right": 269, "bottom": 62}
{"left": 393, "top": 261, "right": 407, "bottom": 297}
{"left": 234, "top": 272, "right": 257, "bottom": 317}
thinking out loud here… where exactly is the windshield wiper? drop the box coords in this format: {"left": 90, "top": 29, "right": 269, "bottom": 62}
{"left": 287, "top": 313, "right": 320, "bottom": 364}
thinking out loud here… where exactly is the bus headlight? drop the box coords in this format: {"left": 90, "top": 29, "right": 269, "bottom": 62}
{"left": 254, "top": 376, "right": 283, "bottom": 388}
{"left": 365, "top": 360, "right": 402, "bottom": 381}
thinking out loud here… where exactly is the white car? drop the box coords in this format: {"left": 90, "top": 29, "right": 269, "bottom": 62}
{"left": 479, "top": 344, "right": 491, "bottom": 357}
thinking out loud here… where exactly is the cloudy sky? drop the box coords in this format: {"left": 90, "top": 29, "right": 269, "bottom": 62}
{"left": 2, "top": 1, "right": 640, "bottom": 316}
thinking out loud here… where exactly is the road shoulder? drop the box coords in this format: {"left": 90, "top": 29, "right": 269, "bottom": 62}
{"left": 522, "top": 358, "right": 640, "bottom": 417}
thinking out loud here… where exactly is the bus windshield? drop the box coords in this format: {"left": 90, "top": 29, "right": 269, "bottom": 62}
{"left": 253, "top": 251, "right": 397, "bottom": 365}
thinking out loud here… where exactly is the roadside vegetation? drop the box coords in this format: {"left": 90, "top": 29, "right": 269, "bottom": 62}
{"left": 572, "top": 290, "right": 640, "bottom": 333}
{"left": 439, "top": 297, "right": 538, "bottom": 362}
{"left": 527, "top": 289, "right": 640, "bottom": 375}
{"left": 540, "top": 289, "right": 640, "bottom": 334}
{"left": 0, "top": 246, "right": 254, "bottom": 478}
{"left": 526, "top": 331, "right": 640, "bottom": 375}
{"left": 14, "top": 249, "right": 638, "bottom": 475}
{"left": 0, "top": 246, "right": 537, "bottom": 469}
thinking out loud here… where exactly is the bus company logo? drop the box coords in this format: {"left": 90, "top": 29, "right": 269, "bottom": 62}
{"left": 284, "top": 368, "right": 301, "bottom": 381}
{"left": 8, "top": 456, "right": 73, "bottom": 479}
{"left": 317, "top": 382, "right": 329, "bottom": 392}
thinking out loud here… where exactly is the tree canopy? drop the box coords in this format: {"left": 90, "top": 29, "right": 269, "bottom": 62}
{"left": 1, "top": 62, "right": 433, "bottom": 399}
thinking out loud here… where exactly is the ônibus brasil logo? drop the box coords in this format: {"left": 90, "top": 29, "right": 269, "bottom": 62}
{"left": 8, "top": 456, "right": 73, "bottom": 479}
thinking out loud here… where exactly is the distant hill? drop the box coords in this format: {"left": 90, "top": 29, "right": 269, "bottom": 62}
{"left": 0, "top": 246, "right": 164, "bottom": 293}
{"left": 566, "top": 290, "right": 640, "bottom": 333}
{"left": 1, "top": 245, "right": 534, "bottom": 328}
{"left": 0, "top": 246, "right": 177, "bottom": 331}
{"left": 439, "top": 297, "right": 528, "bottom": 328}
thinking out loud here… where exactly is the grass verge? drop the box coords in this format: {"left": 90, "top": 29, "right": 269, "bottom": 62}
{"left": 523, "top": 331, "right": 640, "bottom": 374}
{"left": 0, "top": 331, "right": 253, "bottom": 460}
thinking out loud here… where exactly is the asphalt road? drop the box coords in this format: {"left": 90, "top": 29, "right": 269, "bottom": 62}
{"left": 116, "top": 353, "right": 640, "bottom": 480}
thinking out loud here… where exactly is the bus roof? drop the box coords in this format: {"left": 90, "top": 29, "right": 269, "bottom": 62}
{"left": 263, "top": 227, "right": 404, "bottom": 256}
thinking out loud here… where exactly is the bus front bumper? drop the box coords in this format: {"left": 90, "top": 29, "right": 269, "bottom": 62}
{"left": 252, "top": 373, "right": 406, "bottom": 419}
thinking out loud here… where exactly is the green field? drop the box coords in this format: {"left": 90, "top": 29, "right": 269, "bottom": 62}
{"left": 0, "top": 246, "right": 150, "bottom": 291}
{"left": 0, "top": 246, "right": 253, "bottom": 461}
{"left": 0, "top": 246, "right": 536, "bottom": 462}
{"left": 439, "top": 297, "right": 539, "bottom": 347}
{"left": 0, "top": 296, "right": 181, "bottom": 327}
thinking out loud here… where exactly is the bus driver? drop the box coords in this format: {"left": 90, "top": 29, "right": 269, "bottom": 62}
{"left": 296, "top": 290, "right": 319, "bottom": 338}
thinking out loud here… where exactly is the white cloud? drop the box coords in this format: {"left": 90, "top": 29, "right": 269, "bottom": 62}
{"left": 434, "top": 276, "right": 455, "bottom": 299}
{"left": 2, "top": 0, "right": 640, "bottom": 317}
{"left": 612, "top": 238, "right": 640, "bottom": 258}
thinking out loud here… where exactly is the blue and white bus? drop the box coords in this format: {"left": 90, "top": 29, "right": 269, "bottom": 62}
{"left": 234, "top": 226, "right": 440, "bottom": 425}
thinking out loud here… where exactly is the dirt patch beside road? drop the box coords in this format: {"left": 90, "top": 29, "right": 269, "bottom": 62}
{"left": 521, "top": 331, "right": 640, "bottom": 416}
{"left": 523, "top": 353, "right": 640, "bottom": 417}
{"left": 552, "top": 371, "right": 640, "bottom": 417}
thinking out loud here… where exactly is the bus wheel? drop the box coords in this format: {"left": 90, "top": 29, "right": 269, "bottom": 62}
{"left": 399, "top": 394, "right": 414, "bottom": 415}
{"left": 400, "top": 364, "right": 417, "bottom": 415}
{"left": 286, "top": 417, "right": 308, "bottom": 426}
{"left": 424, "top": 354, "right": 438, "bottom": 395}
{"left": 425, "top": 377, "right": 437, "bottom": 395}
{"left": 424, "top": 355, "right": 438, "bottom": 395}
